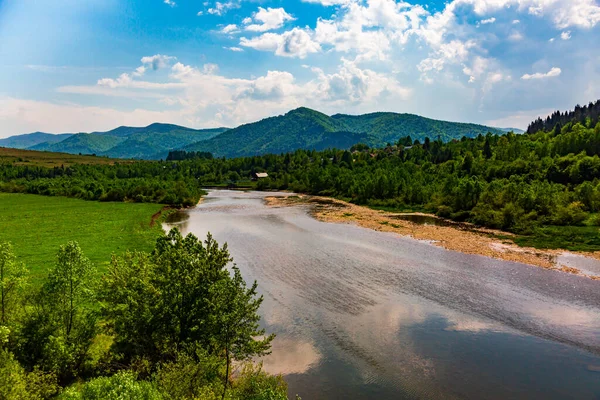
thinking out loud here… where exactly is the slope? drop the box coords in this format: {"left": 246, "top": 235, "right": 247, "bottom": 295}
{"left": 184, "top": 107, "right": 365, "bottom": 158}
{"left": 0, "top": 132, "right": 74, "bottom": 149}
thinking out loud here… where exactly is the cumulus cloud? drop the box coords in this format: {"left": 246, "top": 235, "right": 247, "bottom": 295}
{"left": 561, "top": 31, "right": 571, "bottom": 40}
{"left": 140, "top": 54, "right": 176, "bottom": 71}
{"left": 521, "top": 67, "right": 562, "bottom": 80}
{"left": 221, "top": 24, "right": 239, "bottom": 34}
{"left": 240, "top": 28, "right": 321, "bottom": 58}
{"left": 207, "top": 1, "right": 240, "bottom": 16}
{"left": 164, "top": 0, "right": 176, "bottom": 7}
{"left": 224, "top": 46, "right": 244, "bottom": 52}
{"left": 244, "top": 7, "right": 295, "bottom": 32}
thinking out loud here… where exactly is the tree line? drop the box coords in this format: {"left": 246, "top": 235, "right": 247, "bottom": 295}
{"left": 0, "top": 232, "right": 287, "bottom": 399}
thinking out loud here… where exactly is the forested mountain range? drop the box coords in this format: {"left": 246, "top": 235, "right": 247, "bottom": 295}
{"left": 1, "top": 108, "right": 519, "bottom": 159}
{"left": 0, "top": 124, "right": 228, "bottom": 160}
{"left": 0, "top": 132, "right": 73, "bottom": 149}
{"left": 184, "top": 107, "right": 517, "bottom": 158}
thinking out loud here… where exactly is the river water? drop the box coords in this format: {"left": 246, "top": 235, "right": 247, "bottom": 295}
{"left": 164, "top": 190, "right": 600, "bottom": 400}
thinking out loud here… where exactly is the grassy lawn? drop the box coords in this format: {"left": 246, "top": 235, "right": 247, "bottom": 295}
{"left": 0, "top": 193, "right": 165, "bottom": 282}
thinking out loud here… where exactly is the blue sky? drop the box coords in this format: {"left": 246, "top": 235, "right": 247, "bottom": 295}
{"left": 0, "top": 0, "right": 599, "bottom": 137}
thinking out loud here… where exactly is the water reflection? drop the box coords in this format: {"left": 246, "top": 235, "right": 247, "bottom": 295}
{"left": 164, "top": 190, "right": 600, "bottom": 400}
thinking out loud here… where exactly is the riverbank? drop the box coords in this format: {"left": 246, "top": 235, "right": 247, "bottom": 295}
{"left": 265, "top": 194, "right": 600, "bottom": 280}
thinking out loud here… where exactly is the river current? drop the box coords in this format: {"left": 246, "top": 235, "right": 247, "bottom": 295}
{"left": 164, "top": 190, "right": 600, "bottom": 400}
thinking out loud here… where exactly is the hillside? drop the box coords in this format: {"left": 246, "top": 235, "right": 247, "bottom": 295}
{"left": 184, "top": 107, "right": 515, "bottom": 158}
{"left": 184, "top": 108, "right": 365, "bottom": 158}
{"left": 31, "top": 133, "right": 125, "bottom": 154}
{"left": 2, "top": 124, "right": 228, "bottom": 159}
{"left": 331, "top": 112, "right": 517, "bottom": 144}
{"left": 0, "top": 132, "right": 73, "bottom": 149}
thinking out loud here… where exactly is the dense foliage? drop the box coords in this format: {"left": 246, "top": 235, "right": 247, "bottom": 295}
{"left": 527, "top": 100, "right": 600, "bottom": 134}
{"left": 167, "top": 150, "right": 214, "bottom": 161}
{"left": 185, "top": 107, "right": 507, "bottom": 158}
{"left": 0, "top": 232, "right": 286, "bottom": 399}
{"left": 0, "top": 161, "right": 204, "bottom": 207}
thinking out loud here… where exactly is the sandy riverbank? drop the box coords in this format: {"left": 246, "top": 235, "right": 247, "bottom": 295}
{"left": 265, "top": 194, "right": 600, "bottom": 280}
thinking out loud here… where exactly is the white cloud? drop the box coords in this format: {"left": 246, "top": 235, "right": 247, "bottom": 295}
{"left": 197, "top": 11, "right": 203, "bottom": 16}
{"left": 207, "top": 1, "right": 240, "bottom": 16}
{"left": 224, "top": 46, "right": 244, "bottom": 52}
{"left": 244, "top": 7, "right": 295, "bottom": 32}
{"left": 561, "top": 30, "right": 571, "bottom": 40}
{"left": 240, "top": 28, "right": 321, "bottom": 58}
{"left": 221, "top": 24, "right": 239, "bottom": 34}
{"left": 480, "top": 17, "right": 496, "bottom": 24}
{"left": 301, "top": 0, "right": 354, "bottom": 5}
{"left": 521, "top": 67, "right": 562, "bottom": 80}
{"left": 164, "top": 0, "right": 176, "bottom": 7}
{"left": 140, "top": 54, "right": 176, "bottom": 71}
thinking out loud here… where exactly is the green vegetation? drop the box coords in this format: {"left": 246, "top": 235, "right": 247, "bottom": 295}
{"left": 0, "top": 133, "right": 73, "bottom": 150}
{"left": 0, "top": 231, "right": 287, "bottom": 399}
{"left": 185, "top": 107, "right": 508, "bottom": 158}
{"left": 0, "top": 194, "right": 165, "bottom": 279}
{"left": 0, "top": 160, "right": 204, "bottom": 206}
{"left": 5, "top": 124, "right": 228, "bottom": 160}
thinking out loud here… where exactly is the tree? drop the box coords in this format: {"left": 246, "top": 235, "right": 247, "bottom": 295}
{"left": 19, "top": 242, "right": 98, "bottom": 381}
{"left": 483, "top": 138, "right": 493, "bottom": 159}
{"left": 0, "top": 242, "right": 28, "bottom": 328}
{"left": 101, "top": 229, "right": 274, "bottom": 380}
{"left": 208, "top": 266, "right": 274, "bottom": 399}
{"left": 44, "top": 242, "right": 96, "bottom": 340}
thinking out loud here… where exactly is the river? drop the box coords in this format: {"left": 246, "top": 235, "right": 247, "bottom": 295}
{"left": 164, "top": 190, "right": 600, "bottom": 400}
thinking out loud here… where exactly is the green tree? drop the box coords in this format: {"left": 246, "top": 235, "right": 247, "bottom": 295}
{"left": 0, "top": 242, "right": 28, "bottom": 328}
{"left": 101, "top": 229, "right": 274, "bottom": 379}
{"left": 208, "top": 266, "right": 274, "bottom": 399}
{"left": 18, "top": 242, "right": 98, "bottom": 382}
{"left": 44, "top": 242, "right": 96, "bottom": 340}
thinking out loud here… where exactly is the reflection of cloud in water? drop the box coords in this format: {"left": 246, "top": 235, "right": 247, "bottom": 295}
{"left": 261, "top": 337, "right": 321, "bottom": 375}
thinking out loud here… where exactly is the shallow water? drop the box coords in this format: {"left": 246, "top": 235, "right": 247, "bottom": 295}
{"left": 164, "top": 190, "right": 600, "bottom": 400}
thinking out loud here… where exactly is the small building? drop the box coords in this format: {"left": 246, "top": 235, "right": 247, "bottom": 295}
{"left": 251, "top": 172, "right": 269, "bottom": 180}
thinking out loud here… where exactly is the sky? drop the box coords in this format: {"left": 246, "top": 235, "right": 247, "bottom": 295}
{"left": 0, "top": 0, "right": 599, "bottom": 137}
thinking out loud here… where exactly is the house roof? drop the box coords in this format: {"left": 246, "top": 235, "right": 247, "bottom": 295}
{"left": 255, "top": 172, "right": 269, "bottom": 178}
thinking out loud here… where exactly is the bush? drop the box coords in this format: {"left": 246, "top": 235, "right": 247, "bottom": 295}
{"left": 59, "top": 372, "right": 162, "bottom": 400}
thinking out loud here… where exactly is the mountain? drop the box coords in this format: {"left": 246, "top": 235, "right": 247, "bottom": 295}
{"left": 331, "top": 112, "right": 523, "bottom": 143}
{"left": 2, "top": 109, "right": 519, "bottom": 160}
{"left": 30, "top": 133, "right": 125, "bottom": 154}
{"left": 184, "top": 107, "right": 514, "bottom": 158}
{"left": 184, "top": 108, "right": 366, "bottom": 158}
{"left": 3, "top": 124, "right": 228, "bottom": 159}
{"left": 0, "top": 132, "right": 73, "bottom": 149}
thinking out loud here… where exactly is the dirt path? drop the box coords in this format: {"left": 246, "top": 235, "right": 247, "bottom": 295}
{"left": 265, "top": 194, "right": 600, "bottom": 280}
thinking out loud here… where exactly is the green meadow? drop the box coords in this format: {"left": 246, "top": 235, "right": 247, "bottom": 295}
{"left": 0, "top": 193, "right": 165, "bottom": 281}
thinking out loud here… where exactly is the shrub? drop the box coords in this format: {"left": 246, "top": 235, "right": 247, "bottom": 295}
{"left": 59, "top": 372, "right": 162, "bottom": 400}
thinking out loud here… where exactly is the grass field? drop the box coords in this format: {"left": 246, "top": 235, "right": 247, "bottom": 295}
{"left": 0, "top": 147, "right": 131, "bottom": 167}
{"left": 0, "top": 193, "right": 165, "bottom": 282}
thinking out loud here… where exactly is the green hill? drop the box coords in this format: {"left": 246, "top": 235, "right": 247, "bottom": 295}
{"left": 31, "top": 133, "right": 125, "bottom": 154}
{"left": 184, "top": 108, "right": 365, "bottom": 158}
{"left": 5, "top": 124, "right": 228, "bottom": 159}
{"left": 331, "top": 112, "right": 515, "bottom": 144}
{"left": 184, "top": 107, "right": 515, "bottom": 158}
{"left": 0, "top": 132, "right": 73, "bottom": 149}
